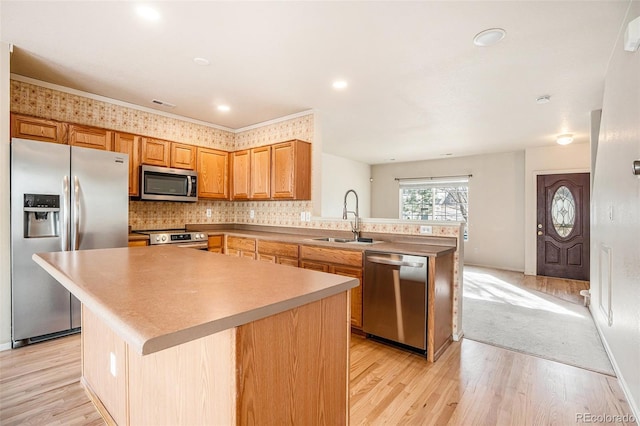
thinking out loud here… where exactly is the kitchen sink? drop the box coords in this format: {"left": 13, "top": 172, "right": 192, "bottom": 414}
{"left": 309, "top": 237, "right": 382, "bottom": 244}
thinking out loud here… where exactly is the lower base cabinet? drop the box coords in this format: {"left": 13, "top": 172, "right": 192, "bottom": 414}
{"left": 299, "top": 245, "right": 364, "bottom": 329}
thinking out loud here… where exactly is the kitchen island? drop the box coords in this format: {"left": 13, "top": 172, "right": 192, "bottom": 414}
{"left": 33, "top": 246, "right": 358, "bottom": 425}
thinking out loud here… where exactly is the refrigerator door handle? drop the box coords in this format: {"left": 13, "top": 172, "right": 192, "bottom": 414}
{"left": 73, "top": 176, "right": 80, "bottom": 250}
{"left": 62, "top": 176, "right": 70, "bottom": 251}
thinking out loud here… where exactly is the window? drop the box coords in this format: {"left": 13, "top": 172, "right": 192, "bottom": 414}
{"left": 398, "top": 176, "right": 469, "bottom": 238}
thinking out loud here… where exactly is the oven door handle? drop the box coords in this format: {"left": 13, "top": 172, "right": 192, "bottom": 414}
{"left": 176, "top": 242, "right": 208, "bottom": 249}
{"left": 366, "top": 255, "right": 424, "bottom": 268}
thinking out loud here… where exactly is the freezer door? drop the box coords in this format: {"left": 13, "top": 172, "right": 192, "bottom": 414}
{"left": 11, "top": 138, "right": 72, "bottom": 341}
{"left": 71, "top": 146, "right": 129, "bottom": 251}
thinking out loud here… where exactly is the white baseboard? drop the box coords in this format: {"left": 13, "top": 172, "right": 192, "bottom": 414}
{"left": 0, "top": 341, "right": 11, "bottom": 352}
{"left": 589, "top": 305, "right": 640, "bottom": 420}
{"left": 463, "top": 263, "right": 525, "bottom": 274}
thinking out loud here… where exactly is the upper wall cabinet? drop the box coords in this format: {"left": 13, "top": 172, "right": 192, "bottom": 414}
{"left": 11, "top": 113, "right": 68, "bottom": 144}
{"left": 231, "top": 150, "right": 251, "bottom": 200}
{"left": 231, "top": 146, "right": 271, "bottom": 200}
{"left": 69, "top": 124, "right": 113, "bottom": 150}
{"left": 171, "top": 143, "right": 196, "bottom": 170}
{"left": 140, "top": 137, "right": 171, "bottom": 167}
{"left": 197, "top": 147, "right": 229, "bottom": 199}
{"left": 113, "top": 132, "right": 141, "bottom": 196}
{"left": 250, "top": 146, "right": 271, "bottom": 199}
{"left": 271, "top": 140, "right": 311, "bottom": 200}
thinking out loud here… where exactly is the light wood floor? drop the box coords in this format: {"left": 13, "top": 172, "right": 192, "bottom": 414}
{"left": 466, "top": 265, "right": 590, "bottom": 305}
{"left": 1, "top": 333, "right": 635, "bottom": 425}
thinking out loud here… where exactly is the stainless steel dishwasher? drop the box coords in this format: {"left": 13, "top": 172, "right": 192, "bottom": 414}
{"left": 363, "top": 251, "right": 428, "bottom": 352}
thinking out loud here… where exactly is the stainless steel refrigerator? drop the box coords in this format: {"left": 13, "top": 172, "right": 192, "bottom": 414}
{"left": 10, "top": 138, "right": 129, "bottom": 347}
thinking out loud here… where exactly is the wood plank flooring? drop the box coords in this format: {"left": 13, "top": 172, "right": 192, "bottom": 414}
{"left": 1, "top": 333, "right": 635, "bottom": 425}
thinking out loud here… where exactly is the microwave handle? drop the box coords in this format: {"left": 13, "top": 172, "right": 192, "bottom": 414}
{"left": 187, "top": 176, "right": 193, "bottom": 196}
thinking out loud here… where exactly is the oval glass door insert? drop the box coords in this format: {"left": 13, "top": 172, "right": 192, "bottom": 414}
{"left": 551, "top": 185, "right": 575, "bottom": 238}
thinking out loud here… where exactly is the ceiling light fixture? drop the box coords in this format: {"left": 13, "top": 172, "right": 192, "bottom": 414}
{"left": 193, "top": 57, "right": 210, "bottom": 66}
{"left": 536, "top": 95, "right": 551, "bottom": 104}
{"left": 556, "top": 134, "right": 574, "bottom": 145}
{"left": 135, "top": 5, "right": 161, "bottom": 21}
{"left": 217, "top": 105, "right": 230, "bottom": 112}
{"left": 332, "top": 80, "right": 348, "bottom": 90}
{"left": 473, "top": 28, "right": 506, "bottom": 47}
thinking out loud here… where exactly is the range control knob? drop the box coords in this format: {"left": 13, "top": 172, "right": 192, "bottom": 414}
{"left": 155, "top": 235, "right": 161, "bottom": 242}
{"left": 161, "top": 235, "right": 167, "bottom": 242}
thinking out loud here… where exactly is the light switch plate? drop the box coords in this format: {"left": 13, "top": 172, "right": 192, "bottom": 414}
{"left": 305, "top": 211, "right": 311, "bottom": 222}
{"left": 300, "top": 212, "right": 306, "bottom": 221}
{"left": 250, "top": 210, "right": 255, "bottom": 219}
{"left": 206, "top": 208, "right": 212, "bottom": 218}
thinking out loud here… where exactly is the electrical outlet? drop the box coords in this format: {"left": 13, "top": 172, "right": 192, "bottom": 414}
{"left": 250, "top": 210, "right": 255, "bottom": 219}
{"left": 300, "top": 212, "right": 306, "bottom": 221}
{"left": 419, "top": 225, "right": 433, "bottom": 234}
{"left": 305, "top": 211, "right": 311, "bottom": 222}
{"left": 206, "top": 208, "right": 212, "bottom": 218}
{"left": 110, "top": 352, "right": 117, "bottom": 377}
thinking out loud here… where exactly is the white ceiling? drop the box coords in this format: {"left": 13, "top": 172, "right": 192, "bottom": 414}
{"left": 1, "top": 1, "right": 630, "bottom": 164}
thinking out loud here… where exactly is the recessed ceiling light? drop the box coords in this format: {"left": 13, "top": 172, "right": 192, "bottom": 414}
{"left": 332, "top": 80, "right": 348, "bottom": 90}
{"left": 556, "top": 134, "right": 574, "bottom": 145}
{"left": 217, "top": 105, "right": 230, "bottom": 112}
{"left": 473, "top": 28, "right": 506, "bottom": 47}
{"left": 136, "top": 5, "right": 161, "bottom": 21}
{"left": 193, "top": 57, "right": 210, "bottom": 66}
{"left": 536, "top": 95, "right": 551, "bottom": 104}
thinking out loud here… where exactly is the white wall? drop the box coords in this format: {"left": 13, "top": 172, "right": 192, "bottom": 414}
{"left": 371, "top": 151, "right": 525, "bottom": 271}
{"left": 1, "top": 42, "right": 12, "bottom": 349}
{"left": 321, "top": 153, "right": 371, "bottom": 218}
{"left": 590, "top": 0, "right": 640, "bottom": 416}
{"left": 523, "top": 143, "right": 590, "bottom": 275}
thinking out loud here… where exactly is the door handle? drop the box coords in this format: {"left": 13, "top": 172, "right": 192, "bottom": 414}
{"left": 62, "top": 176, "right": 70, "bottom": 251}
{"left": 73, "top": 176, "right": 80, "bottom": 250}
{"left": 366, "top": 256, "right": 424, "bottom": 268}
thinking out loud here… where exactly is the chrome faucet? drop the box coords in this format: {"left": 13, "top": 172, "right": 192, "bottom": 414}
{"left": 342, "top": 189, "right": 360, "bottom": 241}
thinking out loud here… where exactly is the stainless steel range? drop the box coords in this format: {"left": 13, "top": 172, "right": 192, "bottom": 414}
{"left": 136, "top": 229, "right": 208, "bottom": 250}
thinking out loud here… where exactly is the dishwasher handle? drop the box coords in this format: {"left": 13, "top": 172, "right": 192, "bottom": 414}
{"left": 366, "top": 255, "right": 424, "bottom": 268}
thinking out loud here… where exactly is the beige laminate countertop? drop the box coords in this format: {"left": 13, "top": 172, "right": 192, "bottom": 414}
{"left": 200, "top": 228, "right": 456, "bottom": 257}
{"left": 32, "top": 246, "right": 358, "bottom": 355}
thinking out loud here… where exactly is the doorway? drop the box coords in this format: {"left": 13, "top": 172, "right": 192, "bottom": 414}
{"left": 536, "top": 173, "right": 590, "bottom": 281}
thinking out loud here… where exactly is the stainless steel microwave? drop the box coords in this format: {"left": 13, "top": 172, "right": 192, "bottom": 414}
{"left": 140, "top": 165, "right": 198, "bottom": 202}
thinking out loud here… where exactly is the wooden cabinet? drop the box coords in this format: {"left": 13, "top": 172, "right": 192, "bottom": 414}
{"left": 140, "top": 137, "right": 171, "bottom": 167}
{"left": 69, "top": 124, "right": 113, "bottom": 150}
{"left": 208, "top": 235, "right": 224, "bottom": 253}
{"left": 128, "top": 240, "right": 148, "bottom": 247}
{"left": 11, "top": 113, "right": 67, "bottom": 144}
{"left": 231, "top": 146, "right": 270, "bottom": 200}
{"left": 250, "top": 146, "right": 271, "bottom": 199}
{"left": 171, "top": 142, "right": 196, "bottom": 170}
{"left": 299, "top": 245, "right": 364, "bottom": 329}
{"left": 225, "top": 236, "right": 257, "bottom": 259}
{"left": 113, "top": 132, "right": 141, "bottom": 196}
{"left": 231, "top": 150, "right": 250, "bottom": 200}
{"left": 257, "top": 240, "right": 299, "bottom": 267}
{"left": 197, "top": 148, "right": 229, "bottom": 199}
{"left": 271, "top": 140, "right": 311, "bottom": 200}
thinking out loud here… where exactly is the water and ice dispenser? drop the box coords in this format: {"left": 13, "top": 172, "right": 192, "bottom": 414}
{"left": 23, "top": 194, "right": 60, "bottom": 238}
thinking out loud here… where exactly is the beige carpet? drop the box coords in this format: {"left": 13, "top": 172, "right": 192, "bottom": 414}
{"left": 462, "top": 266, "right": 615, "bottom": 376}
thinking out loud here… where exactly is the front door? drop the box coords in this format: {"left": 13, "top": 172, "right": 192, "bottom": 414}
{"left": 536, "top": 173, "right": 590, "bottom": 281}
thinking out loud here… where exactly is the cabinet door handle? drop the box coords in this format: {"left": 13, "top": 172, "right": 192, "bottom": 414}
{"left": 366, "top": 256, "right": 424, "bottom": 268}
